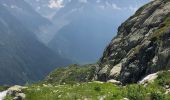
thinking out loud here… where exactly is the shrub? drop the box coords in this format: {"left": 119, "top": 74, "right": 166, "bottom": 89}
{"left": 94, "top": 86, "right": 101, "bottom": 92}
{"left": 125, "top": 85, "right": 147, "bottom": 100}
{"left": 156, "top": 71, "right": 170, "bottom": 86}
{"left": 150, "top": 91, "right": 166, "bottom": 100}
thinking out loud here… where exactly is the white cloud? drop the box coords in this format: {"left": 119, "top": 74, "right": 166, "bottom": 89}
{"left": 79, "top": 0, "right": 88, "bottom": 3}
{"left": 96, "top": 0, "right": 101, "bottom": 3}
{"left": 112, "top": 4, "right": 121, "bottom": 10}
{"left": 48, "top": 0, "right": 64, "bottom": 8}
{"left": 104, "top": 2, "right": 122, "bottom": 10}
{"left": 11, "top": 5, "right": 16, "bottom": 9}
{"left": 98, "top": 5, "right": 105, "bottom": 9}
{"left": 36, "top": 6, "right": 41, "bottom": 11}
{"left": 2, "top": 3, "right": 7, "bottom": 7}
{"left": 36, "top": 0, "right": 40, "bottom": 2}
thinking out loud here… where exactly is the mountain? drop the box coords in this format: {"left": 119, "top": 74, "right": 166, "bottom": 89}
{"left": 24, "top": 0, "right": 65, "bottom": 19}
{"left": 0, "top": 4, "right": 71, "bottom": 85}
{"left": 47, "top": 0, "right": 150, "bottom": 64}
{"left": 0, "top": 0, "right": 51, "bottom": 38}
{"left": 2, "top": 0, "right": 170, "bottom": 100}
{"left": 97, "top": 0, "right": 170, "bottom": 84}
{"left": 24, "top": 0, "right": 150, "bottom": 64}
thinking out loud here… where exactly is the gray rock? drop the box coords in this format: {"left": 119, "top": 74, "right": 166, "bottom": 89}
{"left": 96, "top": 0, "right": 170, "bottom": 84}
{"left": 97, "top": 65, "right": 110, "bottom": 81}
{"left": 7, "top": 85, "right": 26, "bottom": 100}
{"left": 109, "top": 63, "right": 122, "bottom": 79}
{"left": 107, "top": 79, "right": 122, "bottom": 85}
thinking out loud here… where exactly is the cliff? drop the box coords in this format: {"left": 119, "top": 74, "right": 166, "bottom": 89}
{"left": 97, "top": 0, "right": 170, "bottom": 84}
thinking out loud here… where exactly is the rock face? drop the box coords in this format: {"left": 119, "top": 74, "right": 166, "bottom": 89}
{"left": 97, "top": 0, "right": 170, "bottom": 84}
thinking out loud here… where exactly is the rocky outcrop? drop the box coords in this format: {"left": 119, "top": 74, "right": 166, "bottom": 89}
{"left": 7, "top": 85, "right": 27, "bottom": 100}
{"left": 97, "top": 0, "right": 170, "bottom": 84}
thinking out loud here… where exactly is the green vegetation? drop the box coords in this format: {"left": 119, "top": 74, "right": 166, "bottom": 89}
{"left": 4, "top": 96, "right": 13, "bottom": 100}
{"left": 44, "top": 64, "right": 96, "bottom": 84}
{"left": 156, "top": 71, "right": 170, "bottom": 87}
{"left": 0, "top": 86, "right": 8, "bottom": 92}
{"left": 150, "top": 14, "right": 170, "bottom": 41}
{"left": 3, "top": 71, "right": 169, "bottom": 100}
{"left": 18, "top": 81, "right": 169, "bottom": 100}
{"left": 23, "top": 82, "right": 121, "bottom": 100}
{"left": 133, "top": 2, "right": 151, "bottom": 17}
{"left": 4, "top": 67, "right": 170, "bottom": 100}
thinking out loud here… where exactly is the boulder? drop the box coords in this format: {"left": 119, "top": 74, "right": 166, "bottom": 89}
{"left": 7, "top": 85, "right": 27, "bottom": 100}
{"left": 107, "top": 79, "right": 122, "bottom": 85}
{"left": 109, "top": 63, "right": 122, "bottom": 79}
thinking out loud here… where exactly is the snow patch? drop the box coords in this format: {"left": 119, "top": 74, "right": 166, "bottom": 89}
{"left": 139, "top": 72, "right": 158, "bottom": 84}
{"left": 0, "top": 91, "right": 7, "bottom": 100}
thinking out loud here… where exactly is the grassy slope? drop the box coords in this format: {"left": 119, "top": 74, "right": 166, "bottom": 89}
{"left": 44, "top": 64, "right": 96, "bottom": 84}
{"left": 0, "top": 86, "right": 8, "bottom": 92}
{"left": 4, "top": 71, "right": 170, "bottom": 100}
{"left": 18, "top": 82, "right": 170, "bottom": 100}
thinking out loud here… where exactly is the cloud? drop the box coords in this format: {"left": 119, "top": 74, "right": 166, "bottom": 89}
{"left": 48, "top": 0, "right": 64, "bottom": 8}
{"left": 79, "top": 0, "right": 88, "bottom": 3}
{"left": 96, "top": 0, "right": 101, "bottom": 3}
{"left": 112, "top": 4, "right": 121, "bottom": 10}
{"left": 98, "top": 5, "right": 105, "bottom": 9}
{"left": 104, "top": 2, "right": 122, "bottom": 10}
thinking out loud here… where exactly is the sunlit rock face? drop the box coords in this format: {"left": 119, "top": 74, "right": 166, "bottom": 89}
{"left": 97, "top": 0, "right": 170, "bottom": 84}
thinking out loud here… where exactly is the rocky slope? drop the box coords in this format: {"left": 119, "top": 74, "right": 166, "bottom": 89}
{"left": 96, "top": 0, "right": 170, "bottom": 84}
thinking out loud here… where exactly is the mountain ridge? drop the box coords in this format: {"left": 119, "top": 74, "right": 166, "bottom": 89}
{"left": 2, "top": 0, "right": 170, "bottom": 99}
{"left": 0, "top": 3, "right": 71, "bottom": 85}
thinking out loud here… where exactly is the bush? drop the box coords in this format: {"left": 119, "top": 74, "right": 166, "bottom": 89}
{"left": 125, "top": 85, "right": 147, "bottom": 100}
{"left": 150, "top": 91, "right": 166, "bottom": 100}
{"left": 156, "top": 71, "right": 170, "bottom": 86}
{"left": 94, "top": 86, "right": 101, "bottom": 92}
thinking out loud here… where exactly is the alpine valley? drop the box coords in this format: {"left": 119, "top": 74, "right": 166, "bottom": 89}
{"left": 1, "top": 0, "right": 170, "bottom": 100}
